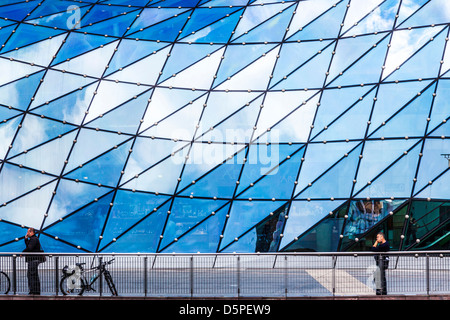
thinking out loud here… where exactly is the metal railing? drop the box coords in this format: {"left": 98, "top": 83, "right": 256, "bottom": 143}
{"left": 1, "top": 251, "right": 450, "bottom": 298}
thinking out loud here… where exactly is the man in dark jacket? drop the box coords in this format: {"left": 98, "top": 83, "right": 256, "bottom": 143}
{"left": 371, "top": 232, "right": 390, "bottom": 295}
{"left": 23, "top": 228, "right": 41, "bottom": 295}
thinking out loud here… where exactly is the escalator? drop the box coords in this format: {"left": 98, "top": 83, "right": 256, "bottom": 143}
{"left": 405, "top": 217, "right": 450, "bottom": 250}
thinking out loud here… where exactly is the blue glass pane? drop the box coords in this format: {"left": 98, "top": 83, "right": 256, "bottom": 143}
{"left": 0, "top": 221, "right": 27, "bottom": 247}
{"left": 27, "top": 1, "right": 86, "bottom": 20}
{"left": 83, "top": 5, "right": 137, "bottom": 25}
{"left": 160, "top": 198, "right": 228, "bottom": 249}
{"left": 38, "top": 234, "right": 82, "bottom": 253}
{"left": 101, "top": 191, "right": 171, "bottom": 247}
{"left": 428, "top": 79, "right": 450, "bottom": 133}
{"left": 100, "top": 202, "right": 170, "bottom": 253}
{"left": 0, "top": 70, "right": 45, "bottom": 111}
{"left": 126, "top": 7, "right": 189, "bottom": 35}
{"left": 65, "top": 140, "right": 133, "bottom": 187}
{"left": 343, "top": 199, "right": 405, "bottom": 241}
{"left": 80, "top": 11, "right": 139, "bottom": 37}
{"left": 220, "top": 200, "right": 286, "bottom": 250}
{"left": 182, "top": 8, "right": 243, "bottom": 44}
{"left": 1, "top": 24, "right": 64, "bottom": 53}
{"left": 0, "top": 116, "right": 22, "bottom": 159}
{"left": 149, "top": 0, "right": 201, "bottom": 8}
{"left": 0, "top": 1, "right": 39, "bottom": 21}
{"left": 45, "top": 192, "right": 114, "bottom": 252}
{"left": 26, "top": 6, "right": 91, "bottom": 30}
{"left": 162, "top": 203, "right": 229, "bottom": 253}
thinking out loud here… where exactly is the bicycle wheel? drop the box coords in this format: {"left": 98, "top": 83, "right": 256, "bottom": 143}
{"left": 0, "top": 271, "right": 10, "bottom": 294}
{"left": 104, "top": 273, "right": 118, "bottom": 296}
{"left": 60, "top": 276, "right": 86, "bottom": 296}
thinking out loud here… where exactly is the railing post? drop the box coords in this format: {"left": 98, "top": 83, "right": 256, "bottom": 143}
{"left": 332, "top": 255, "right": 336, "bottom": 297}
{"left": 55, "top": 256, "right": 59, "bottom": 296}
{"left": 99, "top": 256, "right": 103, "bottom": 297}
{"left": 237, "top": 255, "right": 240, "bottom": 298}
{"left": 144, "top": 256, "right": 148, "bottom": 297}
{"left": 284, "top": 255, "right": 288, "bottom": 298}
{"left": 190, "top": 255, "right": 194, "bottom": 298}
{"left": 12, "top": 255, "right": 17, "bottom": 295}
{"left": 426, "top": 254, "right": 430, "bottom": 296}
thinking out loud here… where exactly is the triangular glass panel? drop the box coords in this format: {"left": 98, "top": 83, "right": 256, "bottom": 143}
{"left": 427, "top": 79, "right": 450, "bottom": 133}
{"left": 272, "top": 45, "right": 333, "bottom": 90}
{"left": 160, "top": 46, "right": 225, "bottom": 90}
{"left": 353, "top": 138, "right": 419, "bottom": 195}
{"left": 100, "top": 190, "right": 171, "bottom": 248}
{"left": 80, "top": 10, "right": 139, "bottom": 37}
{"left": 414, "top": 138, "right": 450, "bottom": 196}
{"left": 126, "top": 7, "right": 189, "bottom": 35}
{"left": 0, "top": 24, "right": 17, "bottom": 47}
{"left": 237, "top": 146, "right": 303, "bottom": 200}
{"left": 0, "top": 2, "right": 42, "bottom": 22}
{"left": 294, "top": 141, "right": 360, "bottom": 194}
{"left": 310, "top": 85, "right": 375, "bottom": 139}
{"left": 369, "top": 80, "right": 433, "bottom": 136}
{"left": 30, "top": 69, "right": 95, "bottom": 109}
{"left": 26, "top": 6, "right": 90, "bottom": 30}
{"left": 29, "top": 80, "right": 99, "bottom": 125}
{"left": 0, "top": 58, "right": 44, "bottom": 87}
{"left": 0, "top": 180, "right": 56, "bottom": 228}
{"left": 65, "top": 140, "right": 133, "bottom": 187}
{"left": 162, "top": 203, "right": 229, "bottom": 253}
{"left": 342, "top": 0, "right": 400, "bottom": 36}
{"left": 178, "top": 147, "right": 246, "bottom": 199}
{"left": 269, "top": 94, "right": 320, "bottom": 143}
{"left": 313, "top": 88, "right": 376, "bottom": 142}
{"left": 287, "top": 0, "right": 347, "bottom": 42}
{"left": 213, "top": 43, "right": 277, "bottom": 87}
{"left": 1, "top": 34, "right": 66, "bottom": 66}
{"left": 221, "top": 203, "right": 288, "bottom": 253}
{"left": 234, "top": 4, "right": 296, "bottom": 43}
{"left": 84, "top": 80, "right": 150, "bottom": 123}
{"left": 326, "top": 33, "right": 386, "bottom": 85}
{"left": 178, "top": 6, "right": 239, "bottom": 39}
{"left": 160, "top": 43, "right": 222, "bottom": 82}
{"left": 1, "top": 23, "right": 65, "bottom": 53}
{"left": 286, "top": 0, "right": 337, "bottom": 39}
{"left": 395, "top": 0, "right": 429, "bottom": 27}
{"left": 51, "top": 32, "right": 117, "bottom": 66}
{"left": 415, "top": 169, "right": 450, "bottom": 200}
{"left": 26, "top": 1, "right": 88, "bottom": 20}
{"left": 384, "top": 27, "right": 448, "bottom": 82}
{"left": 200, "top": 95, "right": 264, "bottom": 144}
{"left": 36, "top": 234, "right": 82, "bottom": 253}
{"left": 121, "top": 137, "right": 187, "bottom": 183}
{"left": 231, "top": 2, "right": 292, "bottom": 40}
{"left": 140, "top": 87, "right": 206, "bottom": 133}
{"left": 82, "top": 4, "right": 138, "bottom": 26}
{"left": 195, "top": 91, "right": 262, "bottom": 140}
{"left": 0, "top": 162, "right": 55, "bottom": 204}
{"left": 106, "top": 40, "right": 170, "bottom": 76}
{"left": 295, "top": 144, "right": 362, "bottom": 200}
{"left": 341, "top": 0, "right": 384, "bottom": 34}
{"left": 270, "top": 40, "right": 333, "bottom": 86}
{"left": 281, "top": 200, "right": 345, "bottom": 251}
{"left": 106, "top": 45, "right": 171, "bottom": 85}
{"left": 181, "top": 8, "right": 244, "bottom": 44}
{"left": 100, "top": 201, "right": 170, "bottom": 253}
{"left": 127, "top": 10, "right": 192, "bottom": 42}
{"left": 8, "top": 114, "right": 77, "bottom": 158}
{"left": 0, "top": 116, "right": 22, "bottom": 159}
{"left": 54, "top": 40, "right": 118, "bottom": 78}
{"left": 66, "top": 130, "right": 129, "bottom": 175}
{"left": 148, "top": 0, "right": 200, "bottom": 8}
{"left": 121, "top": 150, "right": 184, "bottom": 194}
{"left": 382, "top": 26, "right": 446, "bottom": 79}
{"left": 328, "top": 35, "right": 390, "bottom": 87}
{"left": 220, "top": 200, "right": 287, "bottom": 251}
{"left": 87, "top": 90, "right": 151, "bottom": 134}
{"left": 7, "top": 130, "right": 77, "bottom": 175}
{"left": 159, "top": 197, "right": 228, "bottom": 249}
{"left": 45, "top": 192, "right": 114, "bottom": 252}
{"left": 0, "top": 70, "right": 45, "bottom": 111}
{"left": 397, "top": 0, "right": 450, "bottom": 28}
{"left": 370, "top": 83, "right": 436, "bottom": 139}
{"left": 0, "top": 221, "right": 29, "bottom": 248}
{"left": 356, "top": 141, "right": 422, "bottom": 198}
{"left": 44, "top": 178, "right": 113, "bottom": 227}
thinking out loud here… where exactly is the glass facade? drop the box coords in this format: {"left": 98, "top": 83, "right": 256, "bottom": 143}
{"left": 0, "top": 0, "right": 450, "bottom": 253}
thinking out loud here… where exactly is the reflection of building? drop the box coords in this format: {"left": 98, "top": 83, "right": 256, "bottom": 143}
{"left": 0, "top": 1, "right": 450, "bottom": 253}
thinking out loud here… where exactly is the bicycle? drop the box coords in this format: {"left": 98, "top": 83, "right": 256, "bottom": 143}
{"left": 60, "top": 258, "right": 118, "bottom": 296}
{"left": 0, "top": 271, "right": 10, "bottom": 294}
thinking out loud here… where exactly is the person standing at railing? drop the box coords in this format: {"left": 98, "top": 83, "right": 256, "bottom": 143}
{"left": 371, "top": 232, "right": 390, "bottom": 295}
{"left": 22, "top": 228, "right": 42, "bottom": 295}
